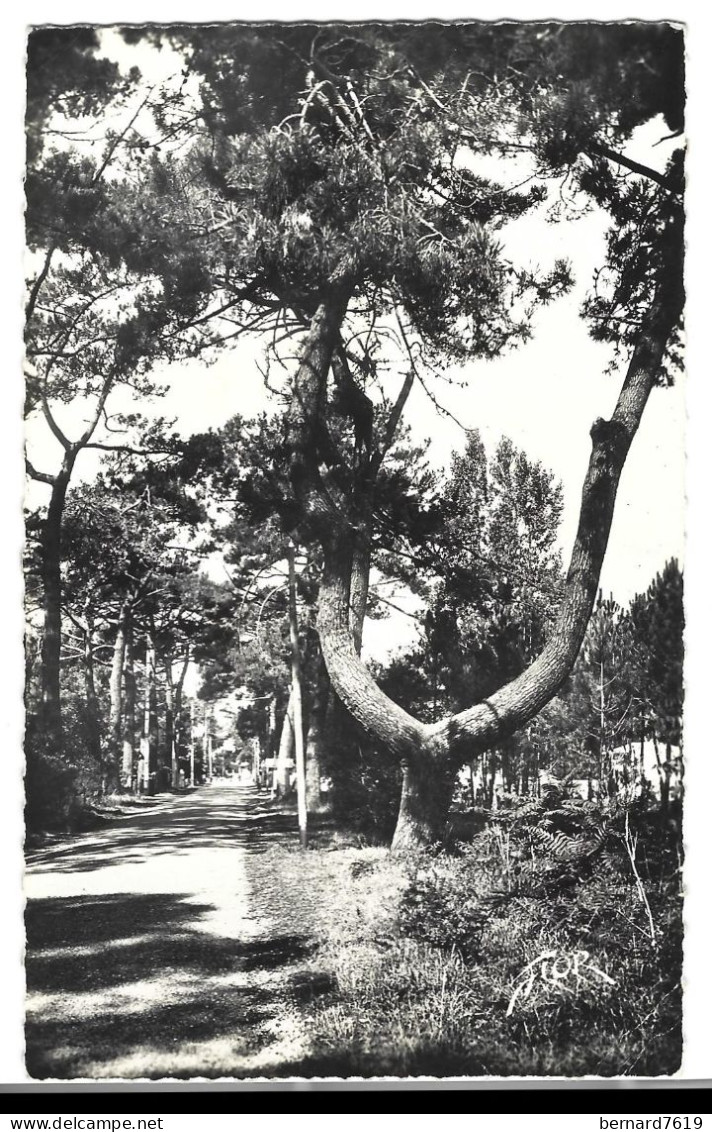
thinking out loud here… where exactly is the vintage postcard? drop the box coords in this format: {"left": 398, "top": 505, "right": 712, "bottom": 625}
{"left": 13, "top": 13, "right": 706, "bottom": 1089}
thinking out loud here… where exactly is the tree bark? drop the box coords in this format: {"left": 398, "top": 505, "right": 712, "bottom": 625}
{"left": 349, "top": 518, "right": 372, "bottom": 657}
{"left": 204, "top": 703, "right": 213, "bottom": 783}
{"left": 306, "top": 659, "right": 329, "bottom": 811}
{"left": 284, "top": 290, "right": 352, "bottom": 528}
{"left": 391, "top": 758, "right": 459, "bottom": 852}
{"left": 148, "top": 641, "right": 159, "bottom": 789}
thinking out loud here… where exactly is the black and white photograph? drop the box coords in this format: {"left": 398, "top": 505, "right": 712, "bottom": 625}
{"left": 19, "top": 18, "right": 690, "bottom": 1081}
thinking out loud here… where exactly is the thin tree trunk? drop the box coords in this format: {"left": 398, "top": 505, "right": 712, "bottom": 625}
{"left": 149, "top": 641, "right": 159, "bottom": 790}
{"left": 267, "top": 695, "right": 278, "bottom": 762}
{"left": 306, "top": 659, "right": 329, "bottom": 812}
{"left": 189, "top": 700, "right": 196, "bottom": 786}
{"left": 120, "top": 616, "right": 135, "bottom": 791}
{"left": 663, "top": 741, "right": 673, "bottom": 814}
{"left": 172, "top": 646, "right": 190, "bottom": 789}
{"left": 81, "top": 606, "right": 104, "bottom": 791}
{"left": 163, "top": 655, "right": 175, "bottom": 788}
{"left": 109, "top": 601, "right": 129, "bottom": 789}
{"left": 251, "top": 735, "right": 261, "bottom": 786}
{"left": 651, "top": 731, "right": 664, "bottom": 808}
{"left": 275, "top": 690, "right": 295, "bottom": 795}
{"left": 204, "top": 703, "right": 213, "bottom": 783}
{"left": 140, "top": 630, "right": 156, "bottom": 793}
{"left": 38, "top": 458, "right": 75, "bottom": 750}
{"left": 288, "top": 540, "right": 308, "bottom": 847}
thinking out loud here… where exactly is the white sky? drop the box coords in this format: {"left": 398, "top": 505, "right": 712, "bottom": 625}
{"left": 4, "top": 0, "right": 712, "bottom": 1085}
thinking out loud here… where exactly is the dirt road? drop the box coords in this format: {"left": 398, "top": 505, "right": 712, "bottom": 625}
{"left": 24, "top": 784, "right": 317, "bottom": 1079}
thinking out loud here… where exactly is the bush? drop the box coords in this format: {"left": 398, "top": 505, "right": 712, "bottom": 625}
{"left": 25, "top": 719, "right": 80, "bottom": 833}
{"left": 390, "top": 793, "right": 683, "bottom": 1075}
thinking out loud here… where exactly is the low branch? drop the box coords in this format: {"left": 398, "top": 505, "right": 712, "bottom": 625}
{"left": 25, "top": 245, "right": 56, "bottom": 323}
{"left": 587, "top": 142, "right": 681, "bottom": 195}
{"left": 83, "top": 442, "right": 170, "bottom": 456}
{"left": 40, "top": 393, "right": 71, "bottom": 453}
{"left": 25, "top": 456, "right": 55, "bottom": 485}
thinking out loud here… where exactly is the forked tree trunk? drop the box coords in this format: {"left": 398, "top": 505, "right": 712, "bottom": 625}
{"left": 284, "top": 277, "right": 680, "bottom": 850}
{"left": 314, "top": 294, "right": 682, "bottom": 851}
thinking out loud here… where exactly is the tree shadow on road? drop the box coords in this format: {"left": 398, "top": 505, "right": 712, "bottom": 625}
{"left": 25, "top": 892, "right": 315, "bottom": 1079}
{"left": 25, "top": 793, "right": 304, "bottom": 876}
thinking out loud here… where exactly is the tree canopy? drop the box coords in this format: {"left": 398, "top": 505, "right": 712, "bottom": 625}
{"left": 24, "top": 21, "right": 685, "bottom": 850}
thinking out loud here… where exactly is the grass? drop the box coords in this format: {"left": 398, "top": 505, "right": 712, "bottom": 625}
{"left": 258, "top": 799, "right": 683, "bottom": 1078}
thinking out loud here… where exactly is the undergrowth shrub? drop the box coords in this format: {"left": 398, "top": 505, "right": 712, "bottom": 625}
{"left": 24, "top": 721, "right": 80, "bottom": 833}
{"left": 265, "top": 787, "right": 682, "bottom": 1076}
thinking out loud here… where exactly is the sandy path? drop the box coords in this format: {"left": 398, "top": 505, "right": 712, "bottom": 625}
{"left": 24, "top": 784, "right": 313, "bottom": 1079}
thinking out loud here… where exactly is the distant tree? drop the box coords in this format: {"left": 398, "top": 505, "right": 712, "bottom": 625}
{"left": 629, "top": 560, "right": 684, "bottom": 809}
{"left": 377, "top": 432, "right": 563, "bottom": 804}
{"left": 566, "top": 596, "right": 637, "bottom": 796}
{"left": 25, "top": 27, "right": 234, "bottom": 757}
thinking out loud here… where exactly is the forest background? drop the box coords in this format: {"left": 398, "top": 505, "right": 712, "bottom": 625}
{"left": 3, "top": 0, "right": 712, "bottom": 1083}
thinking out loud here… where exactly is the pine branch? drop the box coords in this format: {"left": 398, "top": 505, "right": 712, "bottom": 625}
{"left": 587, "top": 142, "right": 681, "bottom": 195}
{"left": 25, "top": 456, "right": 55, "bottom": 485}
